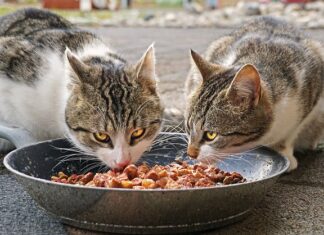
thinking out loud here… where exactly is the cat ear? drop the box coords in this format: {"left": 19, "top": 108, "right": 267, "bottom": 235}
{"left": 135, "top": 44, "right": 156, "bottom": 81}
{"left": 226, "top": 64, "right": 261, "bottom": 107}
{"left": 190, "top": 49, "right": 222, "bottom": 81}
{"left": 65, "top": 47, "right": 91, "bottom": 84}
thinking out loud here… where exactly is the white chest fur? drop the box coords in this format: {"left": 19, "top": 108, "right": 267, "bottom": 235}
{"left": 259, "top": 95, "right": 301, "bottom": 147}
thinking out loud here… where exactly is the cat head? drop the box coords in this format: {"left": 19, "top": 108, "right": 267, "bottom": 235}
{"left": 185, "top": 50, "right": 273, "bottom": 162}
{"left": 64, "top": 45, "right": 163, "bottom": 169}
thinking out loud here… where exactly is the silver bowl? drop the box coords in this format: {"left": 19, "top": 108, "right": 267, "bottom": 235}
{"left": 3, "top": 133, "right": 289, "bottom": 234}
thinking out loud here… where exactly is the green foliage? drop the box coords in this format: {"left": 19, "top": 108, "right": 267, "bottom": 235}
{"left": 0, "top": 6, "right": 16, "bottom": 16}
{"left": 156, "top": 0, "right": 182, "bottom": 7}
{"left": 21, "top": 0, "right": 39, "bottom": 4}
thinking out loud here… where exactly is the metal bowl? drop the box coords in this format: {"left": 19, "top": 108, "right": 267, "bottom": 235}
{"left": 3, "top": 133, "right": 289, "bottom": 234}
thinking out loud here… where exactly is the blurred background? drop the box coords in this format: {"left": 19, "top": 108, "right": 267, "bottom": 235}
{"left": 0, "top": 0, "right": 323, "bottom": 28}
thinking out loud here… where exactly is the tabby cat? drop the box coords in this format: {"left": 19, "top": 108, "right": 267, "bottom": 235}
{"left": 185, "top": 17, "right": 324, "bottom": 171}
{"left": 0, "top": 9, "right": 163, "bottom": 169}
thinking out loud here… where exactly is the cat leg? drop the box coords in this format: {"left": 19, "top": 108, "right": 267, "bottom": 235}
{"left": 272, "top": 143, "right": 298, "bottom": 172}
{"left": 273, "top": 110, "right": 323, "bottom": 172}
{"left": 294, "top": 103, "right": 324, "bottom": 151}
{"left": 295, "top": 40, "right": 324, "bottom": 149}
{"left": 281, "top": 147, "right": 298, "bottom": 172}
{"left": 294, "top": 117, "right": 324, "bottom": 150}
{"left": 276, "top": 96, "right": 324, "bottom": 170}
{"left": 276, "top": 116, "right": 319, "bottom": 171}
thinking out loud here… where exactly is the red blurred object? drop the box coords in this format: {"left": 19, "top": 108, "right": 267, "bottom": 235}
{"left": 43, "top": 0, "right": 80, "bottom": 9}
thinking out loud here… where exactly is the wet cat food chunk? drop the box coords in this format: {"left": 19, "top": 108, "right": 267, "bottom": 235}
{"left": 51, "top": 161, "right": 246, "bottom": 189}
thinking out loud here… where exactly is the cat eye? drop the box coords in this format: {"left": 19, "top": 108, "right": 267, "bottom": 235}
{"left": 203, "top": 131, "right": 217, "bottom": 141}
{"left": 131, "top": 128, "right": 145, "bottom": 139}
{"left": 93, "top": 133, "right": 110, "bottom": 143}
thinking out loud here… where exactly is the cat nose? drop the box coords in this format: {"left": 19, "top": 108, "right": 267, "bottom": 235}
{"left": 187, "top": 145, "right": 199, "bottom": 159}
{"left": 116, "top": 160, "right": 131, "bottom": 168}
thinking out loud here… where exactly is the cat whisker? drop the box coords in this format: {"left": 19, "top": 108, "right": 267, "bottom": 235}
{"left": 64, "top": 135, "right": 95, "bottom": 156}
{"left": 161, "top": 120, "right": 185, "bottom": 133}
{"left": 56, "top": 153, "right": 93, "bottom": 160}
{"left": 152, "top": 135, "right": 187, "bottom": 144}
{"left": 150, "top": 141, "right": 187, "bottom": 150}
{"left": 81, "top": 163, "right": 105, "bottom": 174}
{"left": 51, "top": 146, "right": 92, "bottom": 156}
{"left": 100, "top": 165, "right": 110, "bottom": 173}
{"left": 80, "top": 160, "right": 102, "bottom": 172}
{"left": 55, "top": 152, "right": 97, "bottom": 160}
{"left": 56, "top": 157, "right": 96, "bottom": 163}
{"left": 51, "top": 157, "right": 96, "bottom": 172}
{"left": 202, "top": 152, "right": 255, "bottom": 167}
{"left": 162, "top": 123, "right": 185, "bottom": 131}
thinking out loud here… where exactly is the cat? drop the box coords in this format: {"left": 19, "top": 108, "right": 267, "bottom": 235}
{"left": 185, "top": 17, "right": 324, "bottom": 172}
{"left": 0, "top": 8, "right": 164, "bottom": 169}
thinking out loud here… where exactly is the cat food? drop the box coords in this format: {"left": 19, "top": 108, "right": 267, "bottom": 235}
{"left": 51, "top": 161, "right": 246, "bottom": 189}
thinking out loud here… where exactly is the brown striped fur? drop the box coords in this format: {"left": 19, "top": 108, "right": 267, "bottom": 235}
{"left": 185, "top": 17, "right": 324, "bottom": 171}
{"left": 0, "top": 9, "right": 164, "bottom": 169}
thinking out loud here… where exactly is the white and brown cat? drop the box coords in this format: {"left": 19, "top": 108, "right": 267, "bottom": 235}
{"left": 185, "top": 17, "right": 324, "bottom": 171}
{"left": 0, "top": 8, "right": 163, "bottom": 169}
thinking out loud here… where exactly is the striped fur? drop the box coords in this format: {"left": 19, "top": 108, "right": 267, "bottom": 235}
{"left": 0, "top": 9, "right": 163, "bottom": 168}
{"left": 185, "top": 17, "right": 324, "bottom": 171}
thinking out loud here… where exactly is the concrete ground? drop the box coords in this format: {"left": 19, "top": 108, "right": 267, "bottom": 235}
{"left": 0, "top": 27, "right": 323, "bottom": 235}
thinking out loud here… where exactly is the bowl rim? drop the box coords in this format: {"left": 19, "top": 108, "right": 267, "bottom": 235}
{"left": 3, "top": 134, "right": 290, "bottom": 192}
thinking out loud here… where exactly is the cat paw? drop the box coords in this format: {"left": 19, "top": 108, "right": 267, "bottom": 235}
{"left": 279, "top": 147, "right": 298, "bottom": 172}
{"left": 286, "top": 154, "right": 298, "bottom": 172}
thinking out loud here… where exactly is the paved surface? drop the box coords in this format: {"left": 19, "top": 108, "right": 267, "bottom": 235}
{"left": 1, "top": 27, "right": 324, "bottom": 235}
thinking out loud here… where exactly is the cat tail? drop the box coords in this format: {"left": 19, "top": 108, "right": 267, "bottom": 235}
{"left": 162, "top": 108, "right": 185, "bottom": 133}
{"left": 0, "top": 122, "right": 37, "bottom": 153}
{"left": 0, "top": 139, "right": 15, "bottom": 153}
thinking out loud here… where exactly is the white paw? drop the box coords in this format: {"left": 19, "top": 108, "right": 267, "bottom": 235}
{"left": 286, "top": 154, "right": 298, "bottom": 172}
{"left": 279, "top": 147, "right": 298, "bottom": 172}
